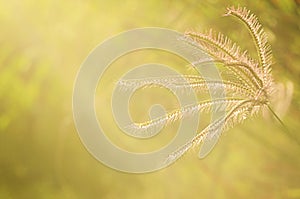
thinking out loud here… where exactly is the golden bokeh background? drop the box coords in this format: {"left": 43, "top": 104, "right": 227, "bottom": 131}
{"left": 1, "top": 0, "right": 300, "bottom": 198}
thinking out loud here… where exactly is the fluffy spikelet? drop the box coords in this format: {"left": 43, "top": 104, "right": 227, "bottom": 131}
{"left": 118, "top": 75, "right": 255, "bottom": 97}
{"left": 183, "top": 30, "right": 264, "bottom": 91}
{"left": 225, "top": 6, "right": 272, "bottom": 83}
{"left": 185, "top": 29, "right": 258, "bottom": 68}
{"left": 125, "top": 99, "right": 244, "bottom": 137}
{"left": 166, "top": 99, "right": 263, "bottom": 161}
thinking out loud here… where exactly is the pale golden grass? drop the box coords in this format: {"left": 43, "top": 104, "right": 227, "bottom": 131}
{"left": 117, "top": 6, "right": 293, "bottom": 162}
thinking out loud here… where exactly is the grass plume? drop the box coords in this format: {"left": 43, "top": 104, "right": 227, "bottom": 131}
{"left": 117, "top": 6, "right": 294, "bottom": 163}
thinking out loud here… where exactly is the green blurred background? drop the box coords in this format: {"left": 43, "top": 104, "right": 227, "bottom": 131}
{"left": 1, "top": 0, "right": 300, "bottom": 198}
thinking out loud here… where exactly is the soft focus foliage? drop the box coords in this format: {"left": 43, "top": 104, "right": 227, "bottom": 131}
{"left": 0, "top": 0, "right": 300, "bottom": 198}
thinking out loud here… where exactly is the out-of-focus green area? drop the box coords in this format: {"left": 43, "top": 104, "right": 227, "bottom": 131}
{"left": 1, "top": 0, "right": 300, "bottom": 198}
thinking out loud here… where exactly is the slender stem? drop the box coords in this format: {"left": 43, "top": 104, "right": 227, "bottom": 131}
{"left": 267, "top": 105, "right": 300, "bottom": 146}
